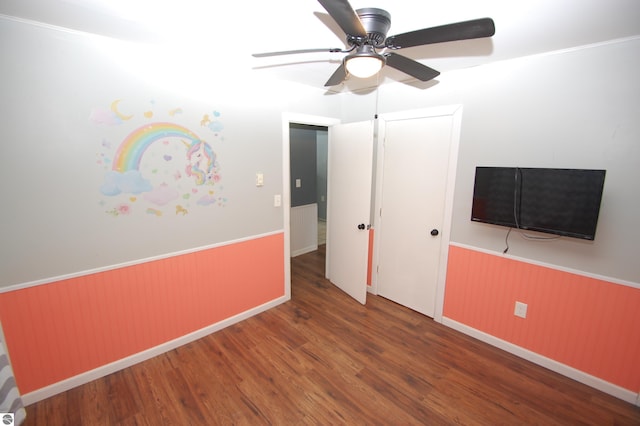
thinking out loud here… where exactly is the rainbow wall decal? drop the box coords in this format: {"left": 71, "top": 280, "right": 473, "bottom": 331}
{"left": 113, "top": 122, "right": 201, "bottom": 172}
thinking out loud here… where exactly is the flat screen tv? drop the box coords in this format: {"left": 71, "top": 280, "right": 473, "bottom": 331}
{"left": 471, "top": 167, "right": 606, "bottom": 240}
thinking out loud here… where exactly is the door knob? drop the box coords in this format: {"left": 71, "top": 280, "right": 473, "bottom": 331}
{"left": 358, "top": 224, "right": 366, "bottom": 230}
{"left": 430, "top": 229, "right": 439, "bottom": 236}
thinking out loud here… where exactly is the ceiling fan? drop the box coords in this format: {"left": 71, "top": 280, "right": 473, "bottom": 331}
{"left": 253, "top": 0, "right": 495, "bottom": 87}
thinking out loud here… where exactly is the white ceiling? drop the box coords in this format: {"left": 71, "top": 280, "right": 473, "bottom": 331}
{"left": 2, "top": 0, "right": 639, "bottom": 93}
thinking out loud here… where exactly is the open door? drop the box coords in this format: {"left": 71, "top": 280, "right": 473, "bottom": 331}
{"left": 326, "top": 121, "right": 374, "bottom": 304}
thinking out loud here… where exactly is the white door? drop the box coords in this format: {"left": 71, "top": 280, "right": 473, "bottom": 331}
{"left": 326, "top": 121, "right": 374, "bottom": 304}
{"left": 376, "top": 114, "right": 454, "bottom": 317}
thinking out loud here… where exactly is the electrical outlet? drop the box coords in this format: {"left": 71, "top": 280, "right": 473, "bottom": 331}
{"left": 514, "top": 301, "right": 528, "bottom": 318}
{"left": 274, "top": 194, "right": 281, "bottom": 207}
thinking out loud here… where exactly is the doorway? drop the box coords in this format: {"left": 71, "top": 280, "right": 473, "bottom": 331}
{"left": 282, "top": 114, "right": 373, "bottom": 306}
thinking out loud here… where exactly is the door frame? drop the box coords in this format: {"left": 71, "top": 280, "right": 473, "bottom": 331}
{"left": 371, "top": 105, "right": 463, "bottom": 322}
{"left": 282, "top": 113, "right": 340, "bottom": 300}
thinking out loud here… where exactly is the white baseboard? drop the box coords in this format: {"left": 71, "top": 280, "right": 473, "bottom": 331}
{"left": 441, "top": 317, "right": 639, "bottom": 406}
{"left": 22, "top": 295, "right": 290, "bottom": 406}
{"left": 291, "top": 245, "right": 318, "bottom": 257}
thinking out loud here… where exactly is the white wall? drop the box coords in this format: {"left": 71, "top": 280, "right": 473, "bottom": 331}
{"left": 2, "top": 13, "right": 638, "bottom": 287}
{"left": 0, "top": 17, "right": 339, "bottom": 287}
{"left": 346, "top": 37, "right": 640, "bottom": 283}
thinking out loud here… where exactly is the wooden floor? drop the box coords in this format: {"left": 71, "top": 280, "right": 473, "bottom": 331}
{"left": 25, "top": 246, "right": 640, "bottom": 425}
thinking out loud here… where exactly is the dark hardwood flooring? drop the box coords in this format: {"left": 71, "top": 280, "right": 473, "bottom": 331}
{"left": 25, "top": 246, "right": 640, "bottom": 425}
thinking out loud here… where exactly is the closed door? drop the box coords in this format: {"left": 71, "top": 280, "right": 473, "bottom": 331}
{"left": 326, "top": 121, "right": 374, "bottom": 305}
{"left": 376, "top": 114, "right": 454, "bottom": 317}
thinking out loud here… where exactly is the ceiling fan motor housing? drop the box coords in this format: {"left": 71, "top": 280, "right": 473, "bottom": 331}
{"left": 354, "top": 8, "right": 391, "bottom": 46}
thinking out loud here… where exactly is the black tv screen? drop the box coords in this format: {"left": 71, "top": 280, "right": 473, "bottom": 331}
{"left": 471, "top": 167, "right": 606, "bottom": 240}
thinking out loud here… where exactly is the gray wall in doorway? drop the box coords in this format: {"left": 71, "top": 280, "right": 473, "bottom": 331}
{"left": 290, "top": 124, "right": 327, "bottom": 213}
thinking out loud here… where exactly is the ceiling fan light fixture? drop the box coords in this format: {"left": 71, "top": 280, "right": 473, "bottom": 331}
{"left": 345, "top": 46, "right": 384, "bottom": 78}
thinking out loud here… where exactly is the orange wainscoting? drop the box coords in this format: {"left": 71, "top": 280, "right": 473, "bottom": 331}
{"left": 0, "top": 233, "right": 285, "bottom": 395}
{"left": 443, "top": 244, "right": 640, "bottom": 392}
{"left": 367, "top": 228, "right": 374, "bottom": 286}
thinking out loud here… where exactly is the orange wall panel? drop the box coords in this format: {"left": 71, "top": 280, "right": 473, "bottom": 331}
{"left": 443, "top": 245, "right": 640, "bottom": 392}
{"left": 0, "top": 233, "right": 285, "bottom": 394}
{"left": 367, "top": 228, "right": 374, "bottom": 286}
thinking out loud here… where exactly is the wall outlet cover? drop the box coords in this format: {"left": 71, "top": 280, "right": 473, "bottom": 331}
{"left": 514, "top": 301, "right": 528, "bottom": 318}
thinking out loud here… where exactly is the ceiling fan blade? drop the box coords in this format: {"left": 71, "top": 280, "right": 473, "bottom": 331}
{"left": 325, "top": 62, "right": 348, "bottom": 86}
{"left": 385, "top": 18, "right": 495, "bottom": 49}
{"left": 253, "top": 48, "right": 344, "bottom": 58}
{"left": 318, "top": 0, "right": 367, "bottom": 37}
{"left": 385, "top": 53, "right": 440, "bottom": 82}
